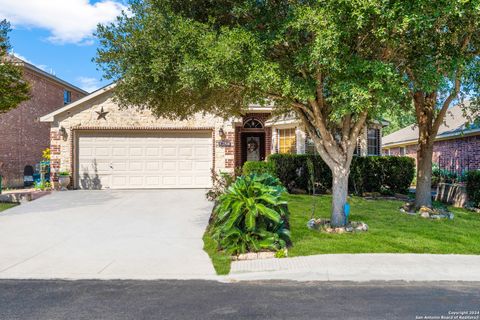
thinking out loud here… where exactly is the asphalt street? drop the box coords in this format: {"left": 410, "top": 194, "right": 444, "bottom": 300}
{"left": 0, "top": 280, "right": 479, "bottom": 319}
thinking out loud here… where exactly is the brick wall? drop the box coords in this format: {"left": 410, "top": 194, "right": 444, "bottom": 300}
{"left": 0, "top": 68, "right": 85, "bottom": 187}
{"left": 49, "top": 90, "right": 240, "bottom": 188}
{"left": 383, "top": 134, "right": 480, "bottom": 171}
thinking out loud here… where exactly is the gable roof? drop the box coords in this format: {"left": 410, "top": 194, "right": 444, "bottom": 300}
{"left": 40, "top": 83, "right": 274, "bottom": 122}
{"left": 383, "top": 102, "right": 480, "bottom": 147}
{"left": 8, "top": 55, "right": 88, "bottom": 95}
{"left": 40, "top": 83, "right": 116, "bottom": 122}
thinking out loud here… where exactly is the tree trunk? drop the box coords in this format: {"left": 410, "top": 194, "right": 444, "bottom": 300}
{"left": 415, "top": 141, "right": 434, "bottom": 209}
{"left": 331, "top": 166, "right": 349, "bottom": 227}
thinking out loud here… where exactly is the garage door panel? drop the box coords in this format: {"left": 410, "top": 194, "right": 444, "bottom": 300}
{"left": 129, "top": 161, "right": 143, "bottom": 171}
{"left": 129, "top": 147, "right": 143, "bottom": 156}
{"left": 195, "top": 161, "right": 211, "bottom": 171}
{"left": 145, "top": 147, "right": 159, "bottom": 156}
{"left": 162, "top": 161, "right": 176, "bottom": 170}
{"left": 178, "top": 161, "right": 192, "bottom": 171}
{"left": 162, "top": 147, "right": 177, "bottom": 157}
{"left": 77, "top": 131, "right": 212, "bottom": 189}
{"left": 145, "top": 161, "right": 160, "bottom": 170}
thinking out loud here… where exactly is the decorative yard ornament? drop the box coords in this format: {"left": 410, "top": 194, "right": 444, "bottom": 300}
{"left": 95, "top": 107, "right": 109, "bottom": 120}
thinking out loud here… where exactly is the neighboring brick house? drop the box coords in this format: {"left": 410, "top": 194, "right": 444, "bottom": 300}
{"left": 0, "top": 58, "right": 87, "bottom": 187}
{"left": 40, "top": 84, "right": 384, "bottom": 189}
{"left": 382, "top": 102, "right": 480, "bottom": 173}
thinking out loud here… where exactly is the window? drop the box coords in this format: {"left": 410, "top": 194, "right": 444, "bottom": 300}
{"left": 367, "top": 128, "right": 380, "bottom": 155}
{"left": 63, "top": 90, "right": 71, "bottom": 105}
{"left": 400, "top": 146, "right": 406, "bottom": 156}
{"left": 277, "top": 128, "right": 296, "bottom": 154}
{"left": 243, "top": 118, "right": 263, "bottom": 129}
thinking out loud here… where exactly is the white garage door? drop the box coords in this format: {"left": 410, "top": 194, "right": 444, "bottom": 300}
{"left": 77, "top": 131, "right": 213, "bottom": 189}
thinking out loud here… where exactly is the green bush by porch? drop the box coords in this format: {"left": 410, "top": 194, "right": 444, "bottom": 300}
{"left": 267, "top": 154, "right": 415, "bottom": 195}
{"left": 466, "top": 170, "right": 480, "bottom": 207}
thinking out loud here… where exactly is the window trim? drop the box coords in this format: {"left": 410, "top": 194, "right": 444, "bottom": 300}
{"left": 277, "top": 127, "right": 297, "bottom": 154}
{"left": 367, "top": 128, "right": 381, "bottom": 156}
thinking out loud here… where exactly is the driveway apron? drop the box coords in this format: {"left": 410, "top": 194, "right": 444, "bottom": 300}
{"left": 0, "top": 190, "right": 216, "bottom": 279}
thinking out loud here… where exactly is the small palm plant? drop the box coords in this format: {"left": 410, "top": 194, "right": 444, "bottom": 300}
{"left": 211, "top": 174, "right": 291, "bottom": 255}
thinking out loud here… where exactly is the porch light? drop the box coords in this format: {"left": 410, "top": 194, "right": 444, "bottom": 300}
{"left": 218, "top": 127, "right": 225, "bottom": 138}
{"left": 59, "top": 126, "right": 67, "bottom": 139}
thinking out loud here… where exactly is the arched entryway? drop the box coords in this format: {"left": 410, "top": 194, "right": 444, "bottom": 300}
{"left": 235, "top": 114, "right": 272, "bottom": 167}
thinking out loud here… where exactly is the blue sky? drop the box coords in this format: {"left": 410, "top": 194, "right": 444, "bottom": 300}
{"left": 0, "top": 0, "right": 127, "bottom": 93}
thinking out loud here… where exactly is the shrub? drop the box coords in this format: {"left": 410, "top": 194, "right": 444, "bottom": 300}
{"left": 34, "top": 181, "right": 51, "bottom": 191}
{"left": 242, "top": 161, "right": 275, "bottom": 176}
{"left": 466, "top": 170, "right": 480, "bottom": 207}
{"left": 210, "top": 174, "right": 291, "bottom": 255}
{"left": 206, "top": 169, "right": 239, "bottom": 201}
{"left": 268, "top": 154, "right": 332, "bottom": 193}
{"left": 268, "top": 154, "right": 414, "bottom": 195}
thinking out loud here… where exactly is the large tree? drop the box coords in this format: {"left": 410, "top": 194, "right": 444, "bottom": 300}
{"left": 0, "top": 20, "right": 30, "bottom": 113}
{"left": 375, "top": 0, "right": 480, "bottom": 209}
{"left": 95, "top": 0, "right": 406, "bottom": 226}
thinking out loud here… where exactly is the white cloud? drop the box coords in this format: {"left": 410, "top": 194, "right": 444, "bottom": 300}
{"left": 0, "top": 0, "right": 126, "bottom": 45}
{"left": 77, "top": 76, "right": 102, "bottom": 92}
{"left": 12, "top": 52, "right": 48, "bottom": 71}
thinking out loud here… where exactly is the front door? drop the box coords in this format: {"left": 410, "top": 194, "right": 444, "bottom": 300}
{"left": 241, "top": 132, "right": 265, "bottom": 166}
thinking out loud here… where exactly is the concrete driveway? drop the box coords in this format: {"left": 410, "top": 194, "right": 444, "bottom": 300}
{"left": 0, "top": 190, "right": 216, "bottom": 280}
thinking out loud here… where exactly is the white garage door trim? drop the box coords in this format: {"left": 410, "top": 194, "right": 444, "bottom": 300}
{"left": 74, "top": 129, "right": 213, "bottom": 189}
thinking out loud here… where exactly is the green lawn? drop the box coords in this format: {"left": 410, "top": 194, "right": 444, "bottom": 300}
{"left": 288, "top": 194, "right": 480, "bottom": 256}
{"left": 0, "top": 203, "right": 16, "bottom": 213}
{"left": 203, "top": 232, "right": 232, "bottom": 275}
{"left": 203, "top": 194, "right": 480, "bottom": 274}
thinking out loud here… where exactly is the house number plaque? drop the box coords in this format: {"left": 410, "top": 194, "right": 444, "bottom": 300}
{"left": 217, "top": 140, "right": 232, "bottom": 148}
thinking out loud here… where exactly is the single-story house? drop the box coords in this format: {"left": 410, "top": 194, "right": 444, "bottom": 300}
{"left": 40, "top": 84, "right": 385, "bottom": 189}
{"left": 382, "top": 102, "right": 480, "bottom": 173}
{"left": 0, "top": 57, "right": 87, "bottom": 187}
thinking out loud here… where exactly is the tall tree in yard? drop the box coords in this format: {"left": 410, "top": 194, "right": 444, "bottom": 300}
{"left": 0, "top": 20, "right": 30, "bottom": 113}
{"left": 377, "top": 1, "right": 480, "bottom": 209}
{"left": 95, "top": 0, "right": 406, "bottom": 226}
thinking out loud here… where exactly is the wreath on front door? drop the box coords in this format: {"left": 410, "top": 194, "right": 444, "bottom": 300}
{"left": 247, "top": 138, "right": 259, "bottom": 153}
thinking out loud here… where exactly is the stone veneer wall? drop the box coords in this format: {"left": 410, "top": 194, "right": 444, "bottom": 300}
{"left": 384, "top": 134, "right": 480, "bottom": 171}
{"left": 49, "top": 91, "right": 237, "bottom": 186}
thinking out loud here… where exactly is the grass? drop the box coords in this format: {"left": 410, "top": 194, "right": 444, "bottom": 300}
{"left": 203, "top": 194, "right": 480, "bottom": 275}
{"left": 202, "top": 231, "right": 231, "bottom": 275}
{"left": 0, "top": 203, "right": 16, "bottom": 213}
{"left": 287, "top": 194, "right": 480, "bottom": 256}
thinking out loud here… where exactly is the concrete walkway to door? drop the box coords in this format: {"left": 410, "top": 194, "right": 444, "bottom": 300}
{"left": 0, "top": 190, "right": 216, "bottom": 280}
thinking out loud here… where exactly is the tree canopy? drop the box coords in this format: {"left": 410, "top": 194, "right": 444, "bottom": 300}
{"left": 0, "top": 20, "right": 30, "bottom": 113}
{"left": 371, "top": 0, "right": 480, "bottom": 208}
{"left": 96, "top": 0, "right": 408, "bottom": 120}
{"left": 96, "top": 0, "right": 411, "bottom": 226}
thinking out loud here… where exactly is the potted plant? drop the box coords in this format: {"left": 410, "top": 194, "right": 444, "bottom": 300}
{"left": 58, "top": 171, "right": 71, "bottom": 190}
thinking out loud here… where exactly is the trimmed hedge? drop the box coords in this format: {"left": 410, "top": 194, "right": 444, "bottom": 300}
{"left": 242, "top": 161, "right": 275, "bottom": 176}
{"left": 268, "top": 154, "right": 332, "bottom": 193}
{"left": 466, "top": 170, "right": 480, "bottom": 207}
{"left": 267, "top": 154, "right": 415, "bottom": 195}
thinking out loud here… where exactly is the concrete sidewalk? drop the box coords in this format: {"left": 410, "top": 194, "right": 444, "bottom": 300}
{"left": 225, "top": 254, "right": 480, "bottom": 282}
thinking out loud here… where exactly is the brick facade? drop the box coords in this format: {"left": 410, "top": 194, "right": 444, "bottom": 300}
{"left": 43, "top": 85, "right": 380, "bottom": 189}
{"left": 45, "top": 89, "right": 241, "bottom": 187}
{"left": 0, "top": 66, "right": 85, "bottom": 187}
{"left": 384, "top": 134, "right": 480, "bottom": 171}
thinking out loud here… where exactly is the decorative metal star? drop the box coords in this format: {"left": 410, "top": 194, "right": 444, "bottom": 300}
{"left": 96, "top": 107, "right": 109, "bottom": 120}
